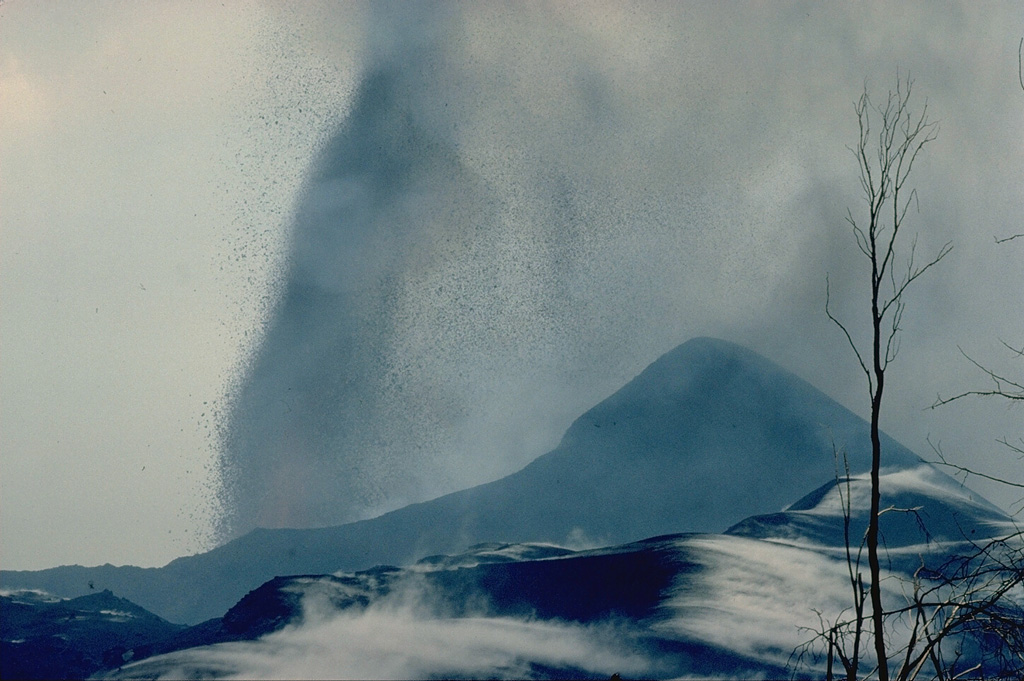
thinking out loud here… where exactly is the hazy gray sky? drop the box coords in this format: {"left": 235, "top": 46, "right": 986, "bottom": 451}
{"left": 2, "top": 1, "right": 1022, "bottom": 570}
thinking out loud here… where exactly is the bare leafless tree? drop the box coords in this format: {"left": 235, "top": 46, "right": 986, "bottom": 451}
{"left": 826, "top": 73, "right": 952, "bottom": 681}
{"left": 801, "top": 47, "right": 1024, "bottom": 681}
{"left": 792, "top": 462, "right": 1024, "bottom": 681}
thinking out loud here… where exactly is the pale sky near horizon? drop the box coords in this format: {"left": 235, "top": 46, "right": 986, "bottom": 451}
{"left": 1, "top": 1, "right": 358, "bottom": 568}
{"left": 2, "top": 1, "right": 1022, "bottom": 571}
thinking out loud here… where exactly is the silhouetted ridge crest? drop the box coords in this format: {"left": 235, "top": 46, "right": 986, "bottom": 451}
{"left": 502, "top": 337, "right": 920, "bottom": 543}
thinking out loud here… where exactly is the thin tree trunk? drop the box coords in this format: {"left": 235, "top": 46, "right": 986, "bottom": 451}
{"left": 869, "top": 290, "right": 889, "bottom": 681}
{"left": 868, "top": 386, "right": 887, "bottom": 681}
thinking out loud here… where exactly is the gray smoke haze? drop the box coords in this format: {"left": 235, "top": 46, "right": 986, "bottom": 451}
{"left": 218, "top": 2, "right": 1024, "bottom": 538}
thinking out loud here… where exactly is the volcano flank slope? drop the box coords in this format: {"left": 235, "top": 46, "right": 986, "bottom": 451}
{"left": 3, "top": 337, "right": 928, "bottom": 624}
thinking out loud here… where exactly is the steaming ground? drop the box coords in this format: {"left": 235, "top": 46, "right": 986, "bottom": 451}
{"left": 112, "top": 607, "right": 653, "bottom": 680}
{"left": 108, "top": 502, "right": 1017, "bottom": 681}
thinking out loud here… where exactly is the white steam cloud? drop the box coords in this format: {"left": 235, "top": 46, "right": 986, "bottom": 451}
{"left": 115, "top": 593, "right": 652, "bottom": 680}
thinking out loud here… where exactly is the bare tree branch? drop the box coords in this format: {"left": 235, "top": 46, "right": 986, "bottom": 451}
{"left": 932, "top": 347, "right": 1024, "bottom": 408}
{"left": 927, "top": 438, "right": 1024, "bottom": 491}
{"left": 879, "top": 241, "right": 953, "bottom": 321}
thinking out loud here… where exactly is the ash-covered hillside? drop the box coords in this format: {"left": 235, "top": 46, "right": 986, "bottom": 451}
{"left": 104, "top": 463, "right": 1019, "bottom": 680}
{"left": 0, "top": 338, "right": 947, "bottom": 627}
